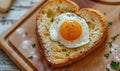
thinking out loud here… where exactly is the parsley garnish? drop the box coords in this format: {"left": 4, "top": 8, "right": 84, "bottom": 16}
{"left": 28, "top": 56, "right": 33, "bottom": 60}
{"left": 108, "top": 21, "right": 112, "bottom": 26}
{"left": 66, "top": 52, "right": 70, "bottom": 56}
{"left": 111, "top": 34, "right": 119, "bottom": 41}
{"left": 108, "top": 41, "right": 112, "bottom": 48}
{"left": 106, "top": 68, "right": 110, "bottom": 71}
{"left": 25, "top": 32, "right": 28, "bottom": 35}
{"left": 32, "top": 43, "right": 36, "bottom": 48}
{"left": 109, "top": 51, "right": 112, "bottom": 54}
{"left": 108, "top": 34, "right": 119, "bottom": 48}
{"left": 110, "top": 61, "right": 120, "bottom": 70}
{"left": 104, "top": 53, "right": 109, "bottom": 59}
{"left": 46, "top": 50, "right": 49, "bottom": 53}
{"left": 89, "top": 37, "right": 92, "bottom": 41}
{"left": 51, "top": 18, "right": 54, "bottom": 22}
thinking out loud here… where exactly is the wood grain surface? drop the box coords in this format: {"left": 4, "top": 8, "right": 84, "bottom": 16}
{"left": 0, "top": 0, "right": 120, "bottom": 71}
{"left": 0, "top": 0, "right": 39, "bottom": 71}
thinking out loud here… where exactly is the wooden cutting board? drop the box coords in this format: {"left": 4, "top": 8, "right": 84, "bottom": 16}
{"left": 0, "top": 0, "right": 120, "bottom": 71}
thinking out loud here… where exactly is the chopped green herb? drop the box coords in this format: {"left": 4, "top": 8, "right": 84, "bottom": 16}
{"left": 110, "top": 61, "right": 120, "bottom": 70}
{"left": 111, "top": 34, "right": 119, "bottom": 41}
{"left": 46, "top": 50, "right": 49, "bottom": 53}
{"left": 28, "top": 56, "right": 33, "bottom": 60}
{"left": 108, "top": 41, "right": 112, "bottom": 48}
{"left": 66, "top": 52, "right": 70, "bottom": 56}
{"left": 108, "top": 21, "right": 112, "bottom": 26}
{"left": 106, "top": 68, "right": 110, "bottom": 71}
{"left": 107, "top": 34, "right": 119, "bottom": 48}
{"left": 25, "top": 32, "right": 28, "bottom": 35}
{"left": 51, "top": 18, "right": 54, "bottom": 22}
{"left": 89, "top": 37, "right": 92, "bottom": 41}
{"left": 32, "top": 43, "right": 36, "bottom": 48}
{"left": 109, "top": 51, "right": 112, "bottom": 54}
{"left": 104, "top": 53, "right": 109, "bottom": 59}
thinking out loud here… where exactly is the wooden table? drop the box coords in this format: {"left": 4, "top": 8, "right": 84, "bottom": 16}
{"left": 0, "top": 0, "right": 39, "bottom": 70}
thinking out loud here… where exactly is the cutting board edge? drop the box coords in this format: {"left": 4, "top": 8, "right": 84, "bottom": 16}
{"left": 0, "top": 0, "right": 46, "bottom": 71}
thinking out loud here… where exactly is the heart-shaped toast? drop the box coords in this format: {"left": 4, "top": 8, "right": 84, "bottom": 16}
{"left": 36, "top": 0, "right": 108, "bottom": 67}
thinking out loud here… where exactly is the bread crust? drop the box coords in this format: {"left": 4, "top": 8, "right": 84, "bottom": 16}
{"left": 36, "top": 0, "right": 108, "bottom": 67}
{"left": 36, "top": 0, "right": 80, "bottom": 20}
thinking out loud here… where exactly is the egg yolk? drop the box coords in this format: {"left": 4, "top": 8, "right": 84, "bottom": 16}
{"left": 59, "top": 20, "right": 82, "bottom": 41}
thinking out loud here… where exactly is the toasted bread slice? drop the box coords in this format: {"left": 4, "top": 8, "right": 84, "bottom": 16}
{"left": 36, "top": 0, "right": 108, "bottom": 67}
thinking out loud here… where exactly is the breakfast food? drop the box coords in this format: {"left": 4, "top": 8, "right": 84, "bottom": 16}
{"left": 49, "top": 12, "right": 90, "bottom": 48}
{"left": 36, "top": 0, "right": 108, "bottom": 67}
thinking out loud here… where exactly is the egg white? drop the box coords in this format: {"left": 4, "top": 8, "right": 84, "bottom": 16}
{"left": 49, "top": 12, "right": 90, "bottom": 48}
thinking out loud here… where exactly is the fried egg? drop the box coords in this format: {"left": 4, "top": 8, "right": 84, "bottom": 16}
{"left": 49, "top": 12, "right": 89, "bottom": 48}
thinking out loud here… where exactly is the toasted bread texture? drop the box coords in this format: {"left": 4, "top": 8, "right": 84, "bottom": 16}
{"left": 37, "top": 0, "right": 108, "bottom": 67}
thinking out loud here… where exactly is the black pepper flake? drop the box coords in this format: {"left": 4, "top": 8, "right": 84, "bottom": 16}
{"left": 32, "top": 43, "right": 36, "bottom": 48}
